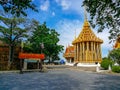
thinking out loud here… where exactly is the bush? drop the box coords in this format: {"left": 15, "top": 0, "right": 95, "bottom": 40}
{"left": 112, "top": 66, "right": 120, "bottom": 73}
{"left": 101, "top": 59, "right": 113, "bottom": 70}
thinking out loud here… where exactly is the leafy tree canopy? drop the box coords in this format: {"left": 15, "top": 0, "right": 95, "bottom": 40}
{"left": 0, "top": 0, "right": 37, "bottom": 17}
{"left": 0, "top": 15, "right": 36, "bottom": 45}
{"left": 0, "top": 13, "right": 37, "bottom": 68}
{"left": 24, "top": 22, "right": 64, "bottom": 61}
{"left": 108, "top": 48, "right": 120, "bottom": 65}
{"left": 83, "top": 0, "right": 120, "bottom": 42}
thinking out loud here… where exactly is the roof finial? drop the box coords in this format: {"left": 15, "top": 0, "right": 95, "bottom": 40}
{"left": 84, "top": 5, "right": 87, "bottom": 21}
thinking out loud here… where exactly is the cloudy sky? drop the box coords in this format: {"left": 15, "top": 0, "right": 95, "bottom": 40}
{"left": 29, "top": 0, "right": 114, "bottom": 59}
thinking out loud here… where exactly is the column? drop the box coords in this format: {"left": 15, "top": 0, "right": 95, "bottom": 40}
{"left": 96, "top": 43, "right": 98, "bottom": 61}
{"left": 97, "top": 44, "right": 100, "bottom": 61}
{"left": 78, "top": 43, "right": 80, "bottom": 62}
{"left": 86, "top": 42, "right": 89, "bottom": 63}
{"left": 23, "top": 59, "right": 27, "bottom": 70}
{"left": 91, "top": 42, "right": 93, "bottom": 62}
{"left": 70, "top": 58, "right": 71, "bottom": 63}
{"left": 94, "top": 42, "right": 96, "bottom": 61}
{"left": 99, "top": 44, "right": 102, "bottom": 61}
{"left": 77, "top": 43, "right": 79, "bottom": 62}
{"left": 74, "top": 44, "right": 77, "bottom": 62}
{"left": 80, "top": 42, "right": 82, "bottom": 62}
{"left": 37, "top": 60, "right": 39, "bottom": 69}
{"left": 82, "top": 42, "right": 85, "bottom": 63}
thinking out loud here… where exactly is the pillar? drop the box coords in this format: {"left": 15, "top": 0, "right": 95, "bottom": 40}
{"left": 94, "top": 42, "right": 96, "bottom": 61}
{"left": 23, "top": 59, "right": 27, "bottom": 70}
{"left": 99, "top": 44, "right": 102, "bottom": 61}
{"left": 98, "top": 44, "right": 100, "bottom": 61}
{"left": 80, "top": 42, "right": 82, "bottom": 62}
{"left": 37, "top": 60, "right": 40, "bottom": 69}
{"left": 91, "top": 42, "right": 93, "bottom": 62}
{"left": 74, "top": 44, "right": 77, "bottom": 62}
{"left": 86, "top": 42, "right": 89, "bottom": 62}
{"left": 82, "top": 42, "right": 85, "bottom": 63}
{"left": 70, "top": 58, "right": 72, "bottom": 63}
{"left": 78, "top": 43, "right": 80, "bottom": 62}
{"left": 96, "top": 43, "right": 98, "bottom": 61}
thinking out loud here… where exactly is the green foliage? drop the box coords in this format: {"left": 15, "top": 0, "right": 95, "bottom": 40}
{"left": 108, "top": 49, "right": 120, "bottom": 65}
{"left": 0, "top": 15, "right": 35, "bottom": 45}
{"left": 26, "top": 22, "right": 64, "bottom": 60}
{"left": 0, "top": 0, "right": 37, "bottom": 17}
{"left": 101, "top": 58, "right": 113, "bottom": 70}
{"left": 83, "top": 0, "right": 120, "bottom": 42}
{"left": 112, "top": 66, "right": 120, "bottom": 73}
{"left": 0, "top": 14, "right": 36, "bottom": 69}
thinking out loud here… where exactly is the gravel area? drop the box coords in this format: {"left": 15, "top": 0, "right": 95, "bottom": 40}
{"left": 0, "top": 68, "right": 120, "bottom": 90}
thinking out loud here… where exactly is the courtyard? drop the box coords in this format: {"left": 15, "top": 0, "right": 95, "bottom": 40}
{"left": 0, "top": 68, "right": 120, "bottom": 90}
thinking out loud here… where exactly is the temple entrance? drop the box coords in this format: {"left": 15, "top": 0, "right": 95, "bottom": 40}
{"left": 19, "top": 53, "right": 45, "bottom": 73}
{"left": 23, "top": 59, "right": 39, "bottom": 69}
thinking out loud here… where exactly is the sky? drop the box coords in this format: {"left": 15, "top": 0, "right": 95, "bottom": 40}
{"left": 28, "top": 0, "right": 113, "bottom": 59}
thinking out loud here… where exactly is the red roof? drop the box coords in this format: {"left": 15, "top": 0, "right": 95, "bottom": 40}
{"left": 19, "top": 53, "right": 45, "bottom": 60}
{"left": 64, "top": 46, "right": 74, "bottom": 58}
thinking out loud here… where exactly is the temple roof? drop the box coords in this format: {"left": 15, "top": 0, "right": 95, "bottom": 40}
{"left": 63, "top": 46, "right": 74, "bottom": 58}
{"left": 114, "top": 36, "right": 120, "bottom": 49}
{"left": 72, "top": 20, "right": 103, "bottom": 44}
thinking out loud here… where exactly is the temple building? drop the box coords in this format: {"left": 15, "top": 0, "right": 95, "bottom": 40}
{"left": 114, "top": 35, "right": 120, "bottom": 49}
{"left": 63, "top": 45, "right": 74, "bottom": 63}
{"left": 64, "top": 11, "right": 103, "bottom": 65}
{"left": 72, "top": 19, "right": 103, "bottom": 64}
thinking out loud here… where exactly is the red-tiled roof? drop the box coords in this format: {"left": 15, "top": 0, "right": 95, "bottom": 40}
{"left": 64, "top": 46, "right": 74, "bottom": 58}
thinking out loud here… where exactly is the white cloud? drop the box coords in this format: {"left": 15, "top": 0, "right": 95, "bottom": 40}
{"left": 55, "top": 0, "right": 84, "bottom": 15}
{"left": 40, "top": 0, "right": 49, "bottom": 11}
{"left": 56, "top": 19, "right": 83, "bottom": 49}
{"left": 94, "top": 29, "right": 113, "bottom": 57}
{"left": 52, "top": 12, "right": 55, "bottom": 16}
{"left": 55, "top": 0, "right": 71, "bottom": 10}
{"left": 94, "top": 29, "right": 112, "bottom": 49}
{"left": 56, "top": 19, "right": 83, "bottom": 59}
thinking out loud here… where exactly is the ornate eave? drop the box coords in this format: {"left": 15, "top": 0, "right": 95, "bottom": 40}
{"left": 63, "top": 46, "right": 74, "bottom": 58}
{"left": 114, "top": 36, "right": 120, "bottom": 49}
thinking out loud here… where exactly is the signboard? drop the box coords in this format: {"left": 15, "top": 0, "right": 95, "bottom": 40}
{"left": 19, "top": 53, "right": 45, "bottom": 60}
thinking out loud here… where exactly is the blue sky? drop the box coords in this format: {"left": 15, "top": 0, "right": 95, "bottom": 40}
{"left": 28, "top": 0, "right": 113, "bottom": 59}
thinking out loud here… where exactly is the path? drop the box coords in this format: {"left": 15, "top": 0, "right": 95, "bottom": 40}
{"left": 0, "top": 68, "right": 120, "bottom": 90}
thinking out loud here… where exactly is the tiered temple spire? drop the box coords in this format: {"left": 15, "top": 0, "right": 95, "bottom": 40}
{"left": 72, "top": 9, "right": 103, "bottom": 64}
{"left": 64, "top": 8, "right": 103, "bottom": 64}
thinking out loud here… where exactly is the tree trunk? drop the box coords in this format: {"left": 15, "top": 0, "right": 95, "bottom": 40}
{"left": 8, "top": 44, "right": 14, "bottom": 70}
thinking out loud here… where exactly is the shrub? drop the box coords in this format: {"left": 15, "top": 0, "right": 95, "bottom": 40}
{"left": 101, "top": 59, "right": 113, "bottom": 70}
{"left": 112, "top": 66, "right": 120, "bottom": 73}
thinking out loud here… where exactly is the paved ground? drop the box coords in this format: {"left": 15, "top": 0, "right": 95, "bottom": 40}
{"left": 0, "top": 68, "right": 120, "bottom": 90}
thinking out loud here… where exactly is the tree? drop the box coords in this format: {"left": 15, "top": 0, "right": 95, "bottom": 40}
{"left": 101, "top": 58, "right": 113, "bottom": 70}
{"left": 0, "top": 0, "right": 37, "bottom": 17}
{"left": 108, "top": 48, "right": 120, "bottom": 65}
{"left": 27, "top": 22, "right": 64, "bottom": 62}
{"left": 83, "top": 0, "right": 120, "bottom": 42}
{"left": 0, "top": 15, "right": 36, "bottom": 69}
